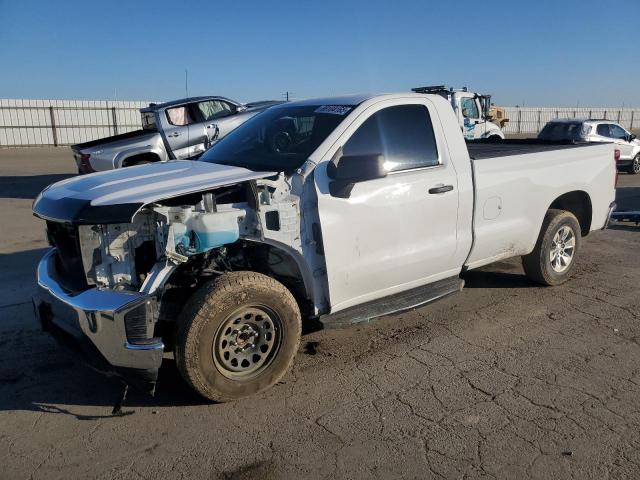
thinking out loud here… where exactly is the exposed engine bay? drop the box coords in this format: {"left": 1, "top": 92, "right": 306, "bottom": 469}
{"left": 70, "top": 176, "right": 308, "bottom": 298}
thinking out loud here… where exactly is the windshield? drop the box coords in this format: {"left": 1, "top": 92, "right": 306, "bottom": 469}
{"left": 538, "top": 122, "right": 586, "bottom": 141}
{"left": 200, "top": 105, "right": 352, "bottom": 172}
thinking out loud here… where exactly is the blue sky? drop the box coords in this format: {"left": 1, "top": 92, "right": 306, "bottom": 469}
{"left": 0, "top": 0, "right": 637, "bottom": 106}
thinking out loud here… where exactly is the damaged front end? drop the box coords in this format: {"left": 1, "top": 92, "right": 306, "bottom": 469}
{"left": 33, "top": 164, "right": 308, "bottom": 395}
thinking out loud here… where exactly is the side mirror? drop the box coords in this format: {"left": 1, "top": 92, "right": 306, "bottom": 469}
{"left": 629, "top": 134, "right": 637, "bottom": 142}
{"left": 327, "top": 153, "right": 387, "bottom": 198}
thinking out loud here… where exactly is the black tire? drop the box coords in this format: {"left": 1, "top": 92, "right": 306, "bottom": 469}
{"left": 175, "top": 271, "right": 301, "bottom": 402}
{"left": 522, "top": 209, "right": 581, "bottom": 286}
{"left": 627, "top": 154, "right": 640, "bottom": 175}
{"left": 487, "top": 135, "right": 502, "bottom": 142}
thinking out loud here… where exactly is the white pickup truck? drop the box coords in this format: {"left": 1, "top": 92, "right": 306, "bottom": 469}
{"left": 33, "top": 93, "right": 617, "bottom": 401}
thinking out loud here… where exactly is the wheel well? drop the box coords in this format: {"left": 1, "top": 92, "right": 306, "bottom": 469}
{"left": 241, "top": 243, "right": 312, "bottom": 312}
{"left": 549, "top": 191, "right": 592, "bottom": 236}
{"left": 121, "top": 152, "right": 161, "bottom": 167}
{"left": 166, "top": 242, "right": 314, "bottom": 318}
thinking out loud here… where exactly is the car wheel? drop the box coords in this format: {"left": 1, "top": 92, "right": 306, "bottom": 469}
{"left": 522, "top": 209, "right": 581, "bottom": 286}
{"left": 175, "top": 271, "right": 301, "bottom": 402}
{"left": 628, "top": 154, "right": 640, "bottom": 175}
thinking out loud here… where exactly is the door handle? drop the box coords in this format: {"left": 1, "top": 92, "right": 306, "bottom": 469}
{"left": 167, "top": 132, "right": 181, "bottom": 138}
{"left": 429, "top": 185, "right": 454, "bottom": 194}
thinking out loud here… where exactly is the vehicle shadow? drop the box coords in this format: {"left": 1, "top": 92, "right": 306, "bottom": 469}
{"left": 0, "top": 248, "right": 50, "bottom": 308}
{"left": 0, "top": 174, "right": 74, "bottom": 200}
{"left": 615, "top": 186, "right": 640, "bottom": 212}
{"left": 462, "top": 269, "right": 535, "bottom": 289}
{"left": 0, "top": 334, "right": 208, "bottom": 417}
{"left": 608, "top": 222, "right": 640, "bottom": 231}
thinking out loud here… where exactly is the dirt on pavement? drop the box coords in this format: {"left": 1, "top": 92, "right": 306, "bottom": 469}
{"left": 1, "top": 147, "right": 639, "bottom": 480}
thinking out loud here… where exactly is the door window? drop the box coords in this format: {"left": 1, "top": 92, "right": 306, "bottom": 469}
{"left": 166, "top": 105, "right": 196, "bottom": 126}
{"left": 610, "top": 124, "right": 628, "bottom": 140}
{"left": 596, "top": 124, "right": 611, "bottom": 137}
{"left": 197, "top": 100, "right": 236, "bottom": 122}
{"left": 461, "top": 98, "right": 479, "bottom": 119}
{"left": 342, "top": 104, "right": 439, "bottom": 172}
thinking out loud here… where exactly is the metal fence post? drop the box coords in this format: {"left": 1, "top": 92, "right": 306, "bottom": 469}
{"left": 617, "top": 110, "right": 622, "bottom": 123}
{"left": 631, "top": 111, "right": 635, "bottom": 131}
{"left": 537, "top": 110, "right": 541, "bottom": 132}
{"left": 517, "top": 109, "right": 522, "bottom": 134}
{"left": 49, "top": 106, "right": 58, "bottom": 147}
{"left": 111, "top": 107, "right": 118, "bottom": 136}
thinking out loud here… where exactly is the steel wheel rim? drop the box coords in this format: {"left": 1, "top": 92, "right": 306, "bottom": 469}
{"left": 549, "top": 225, "right": 575, "bottom": 273}
{"left": 633, "top": 157, "right": 640, "bottom": 173}
{"left": 212, "top": 305, "right": 282, "bottom": 380}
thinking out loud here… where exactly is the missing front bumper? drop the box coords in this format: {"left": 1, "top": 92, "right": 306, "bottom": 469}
{"left": 34, "top": 248, "right": 164, "bottom": 394}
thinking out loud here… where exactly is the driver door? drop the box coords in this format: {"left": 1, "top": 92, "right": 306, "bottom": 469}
{"left": 315, "top": 99, "right": 466, "bottom": 313}
{"left": 460, "top": 96, "right": 484, "bottom": 139}
{"left": 164, "top": 103, "right": 200, "bottom": 159}
{"left": 193, "top": 100, "right": 242, "bottom": 148}
{"left": 610, "top": 123, "right": 634, "bottom": 160}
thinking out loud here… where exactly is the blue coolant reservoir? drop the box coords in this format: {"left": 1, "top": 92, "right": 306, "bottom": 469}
{"left": 187, "top": 208, "right": 242, "bottom": 253}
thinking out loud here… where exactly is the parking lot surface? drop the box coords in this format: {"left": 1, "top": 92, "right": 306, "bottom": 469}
{"left": 1, "top": 147, "right": 639, "bottom": 480}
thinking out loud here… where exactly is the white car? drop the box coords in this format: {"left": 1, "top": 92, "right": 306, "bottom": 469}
{"left": 539, "top": 119, "right": 640, "bottom": 174}
{"left": 33, "top": 93, "right": 616, "bottom": 400}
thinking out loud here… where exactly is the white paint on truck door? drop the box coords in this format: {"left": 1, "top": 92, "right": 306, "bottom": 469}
{"left": 315, "top": 98, "right": 463, "bottom": 313}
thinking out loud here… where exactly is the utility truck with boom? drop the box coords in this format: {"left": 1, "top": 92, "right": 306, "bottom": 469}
{"left": 412, "top": 85, "right": 505, "bottom": 140}
{"left": 33, "top": 92, "right": 616, "bottom": 401}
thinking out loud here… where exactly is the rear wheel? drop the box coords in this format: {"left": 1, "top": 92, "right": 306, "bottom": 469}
{"left": 175, "top": 271, "right": 301, "bottom": 402}
{"left": 522, "top": 209, "right": 581, "bottom": 286}
{"left": 628, "top": 154, "right": 640, "bottom": 175}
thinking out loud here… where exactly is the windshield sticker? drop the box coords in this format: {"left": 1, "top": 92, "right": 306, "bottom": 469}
{"left": 315, "top": 105, "right": 352, "bottom": 115}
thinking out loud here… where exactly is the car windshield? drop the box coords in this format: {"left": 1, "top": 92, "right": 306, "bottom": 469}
{"left": 538, "top": 122, "right": 585, "bottom": 141}
{"left": 200, "top": 105, "right": 352, "bottom": 172}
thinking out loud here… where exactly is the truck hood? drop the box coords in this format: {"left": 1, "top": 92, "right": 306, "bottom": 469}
{"left": 33, "top": 160, "right": 276, "bottom": 224}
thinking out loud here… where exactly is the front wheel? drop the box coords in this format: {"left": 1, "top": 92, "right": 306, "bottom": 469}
{"left": 522, "top": 209, "right": 581, "bottom": 286}
{"left": 175, "top": 271, "right": 301, "bottom": 402}
{"left": 628, "top": 154, "right": 640, "bottom": 175}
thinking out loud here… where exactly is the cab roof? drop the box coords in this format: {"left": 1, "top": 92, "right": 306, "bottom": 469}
{"left": 141, "top": 96, "right": 238, "bottom": 112}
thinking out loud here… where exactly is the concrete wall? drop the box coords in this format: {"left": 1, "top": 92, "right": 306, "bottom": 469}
{"left": 502, "top": 107, "right": 640, "bottom": 134}
{"left": 2, "top": 98, "right": 640, "bottom": 146}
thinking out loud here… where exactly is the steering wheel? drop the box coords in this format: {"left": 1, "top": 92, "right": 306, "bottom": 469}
{"left": 270, "top": 130, "right": 293, "bottom": 153}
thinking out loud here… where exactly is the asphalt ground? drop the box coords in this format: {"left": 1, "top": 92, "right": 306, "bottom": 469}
{"left": 0, "top": 147, "right": 639, "bottom": 480}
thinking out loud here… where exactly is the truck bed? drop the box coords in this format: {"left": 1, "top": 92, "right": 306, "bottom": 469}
{"left": 72, "top": 129, "right": 155, "bottom": 151}
{"left": 467, "top": 139, "right": 602, "bottom": 160}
